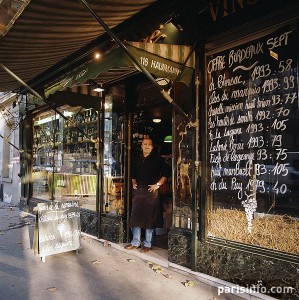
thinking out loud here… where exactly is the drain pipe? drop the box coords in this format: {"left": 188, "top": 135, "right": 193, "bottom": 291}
{"left": 78, "top": 0, "right": 189, "bottom": 122}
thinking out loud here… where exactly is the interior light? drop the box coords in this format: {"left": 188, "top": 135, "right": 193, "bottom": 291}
{"left": 164, "top": 135, "right": 172, "bottom": 143}
{"left": 93, "top": 85, "right": 105, "bottom": 92}
{"left": 165, "top": 13, "right": 184, "bottom": 32}
{"left": 93, "top": 87, "right": 105, "bottom": 92}
{"left": 94, "top": 52, "right": 101, "bottom": 59}
{"left": 153, "top": 118, "right": 161, "bottom": 123}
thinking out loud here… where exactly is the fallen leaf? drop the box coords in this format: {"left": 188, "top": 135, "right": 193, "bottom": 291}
{"left": 163, "top": 274, "right": 173, "bottom": 279}
{"left": 47, "top": 287, "right": 57, "bottom": 292}
{"left": 91, "top": 260, "right": 101, "bottom": 264}
{"left": 127, "top": 259, "right": 135, "bottom": 263}
{"left": 150, "top": 264, "right": 164, "bottom": 272}
{"left": 82, "top": 236, "right": 92, "bottom": 243}
{"left": 183, "top": 280, "right": 195, "bottom": 287}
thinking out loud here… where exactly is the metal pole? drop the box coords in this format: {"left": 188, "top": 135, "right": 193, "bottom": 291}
{"left": 125, "top": 111, "right": 133, "bottom": 242}
{"left": 191, "top": 74, "right": 200, "bottom": 271}
{"left": 0, "top": 64, "right": 44, "bottom": 102}
{"left": 0, "top": 134, "right": 19, "bottom": 151}
{"left": 97, "top": 98, "right": 104, "bottom": 238}
{"left": 78, "top": 0, "right": 189, "bottom": 121}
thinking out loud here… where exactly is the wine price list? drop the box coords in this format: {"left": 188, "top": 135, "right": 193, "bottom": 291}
{"left": 206, "top": 26, "right": 299, "bottom": 216}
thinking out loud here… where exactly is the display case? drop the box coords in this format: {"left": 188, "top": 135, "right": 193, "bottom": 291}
{"left": 62, "top": 108, "right": 98, "bottom": 175}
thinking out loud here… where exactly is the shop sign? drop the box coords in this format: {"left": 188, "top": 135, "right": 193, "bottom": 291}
{"left": 209, "top": 0, "right": 259, "bottom": 22}
{"left": 34, "top": 200, "right": 81, "bottom": 259}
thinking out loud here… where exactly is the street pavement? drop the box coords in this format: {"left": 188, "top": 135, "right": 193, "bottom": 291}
{"left": 0, "top": 202, "right": 274, "bottom": 300}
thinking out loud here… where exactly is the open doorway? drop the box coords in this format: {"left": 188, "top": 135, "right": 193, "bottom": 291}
{"left": 132, "top": 102, "right": 173, "bottom": 250}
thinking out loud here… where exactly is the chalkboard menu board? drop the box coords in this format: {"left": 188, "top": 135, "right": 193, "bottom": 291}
{"left": 207, "top": 26, "right": 299, "bottom": 219}
{"left": 36, "top": 200, "right": 81, "bottom": 257}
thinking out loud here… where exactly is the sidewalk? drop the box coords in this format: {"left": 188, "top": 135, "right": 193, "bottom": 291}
{"left": 0, "top": 202, "right": 275, "bottom": 300}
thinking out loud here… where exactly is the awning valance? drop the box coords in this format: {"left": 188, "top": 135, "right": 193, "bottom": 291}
{"left": 45, "top": 42, "right": 195, "bottom": 98}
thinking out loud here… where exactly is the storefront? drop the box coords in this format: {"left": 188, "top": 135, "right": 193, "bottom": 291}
{"left": 168, "top": 1, "right": 299, "bottom": 299}
{"left": 9, "top": 0, "right": 299, "bottom": 298}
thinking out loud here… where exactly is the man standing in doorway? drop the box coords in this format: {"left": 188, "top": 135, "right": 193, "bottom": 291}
{"left": 125, "top": 138, "right": 168, "bottom": 253}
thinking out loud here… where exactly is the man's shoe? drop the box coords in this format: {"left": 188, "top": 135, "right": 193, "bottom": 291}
{"left": 124, "top": 244, "right": 138, "bottom": 250}
{"left": 140, "top": 246, "right": 151, "bottom": 253}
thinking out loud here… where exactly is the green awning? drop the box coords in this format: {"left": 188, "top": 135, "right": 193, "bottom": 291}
{"left": 45, "top": 42, "right": 195, "bottom": 98}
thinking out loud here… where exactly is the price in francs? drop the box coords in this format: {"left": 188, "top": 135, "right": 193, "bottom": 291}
{"left": 272, "top": 135, "right": 282, "bottom": 147}
{"left": 275, "top": 107, "right": 290, "bottom": 117}
{"left": 276, "top": 148, "right": 288, "bottom": 160}
{"left": 272, "top": 162, "right": 289, "bottom": 176}
{"left": 273, "top": 181, "right": 287, "bottom": 195}
{"left": 271, "top": 119, "right": 288, "bottom": 131}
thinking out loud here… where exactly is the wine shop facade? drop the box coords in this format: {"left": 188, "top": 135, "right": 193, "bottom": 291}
{"left": 1, "top": 0, "right": 298, "bottom": 298}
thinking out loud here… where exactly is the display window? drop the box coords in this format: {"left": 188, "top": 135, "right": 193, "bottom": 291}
{"left": 206, "top": 25, "right": 299, "bottom": 254}
{"left": 102, "top": 95, "right": 125, "bottom": 216}
{"left": 32, "top": 105, "right": 99, "bottom": 210}
{"left": 173, "top": 114, "right": 194, "bottom": 230}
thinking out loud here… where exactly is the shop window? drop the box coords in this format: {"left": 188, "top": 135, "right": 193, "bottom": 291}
{"left": 32, "top": 105, "right": 99, "bottom": 209}
{"left": 103, "top": 95, "right": 125, "bottom": 216}
{"left": 206, "top": 25, "right": 299, "bottom": 254}
{"left": 173, "top": 115, "right": 193, "bottom": 230}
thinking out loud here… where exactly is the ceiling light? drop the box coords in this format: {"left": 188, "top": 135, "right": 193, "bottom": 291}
{"left": 93, "top": 85, "right": 104, "bottom": 92}
{"left": 94, "top": 52, "right": 101, "bottom": 59}
{"left": 88, "top": 79, "right": 104, "bottom": 92}
{"left": 153, "top": 118, "right": 161, "bottom": 123}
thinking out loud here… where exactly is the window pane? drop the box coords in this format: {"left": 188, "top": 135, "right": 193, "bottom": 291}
{"left": 103, "top": 96, "right": 125, "bottom": 217}
{"left": 206, "top": 26, "right": 299, "bottom": 254}
{"left": 33, "top": 106, "right": 99, "bottom": 210}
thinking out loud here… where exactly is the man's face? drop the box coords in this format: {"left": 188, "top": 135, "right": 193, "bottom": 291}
{"left": 141, "top": 139, "right": 153, "bottom": 156}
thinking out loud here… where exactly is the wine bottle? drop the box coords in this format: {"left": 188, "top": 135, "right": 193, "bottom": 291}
{"left": 105, "top": 202, "right": 110, "bottom": 213}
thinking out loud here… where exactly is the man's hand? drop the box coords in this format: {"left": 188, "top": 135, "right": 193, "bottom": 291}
{"left": 148, "top": 184, "right": 159, "bottom": 193}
